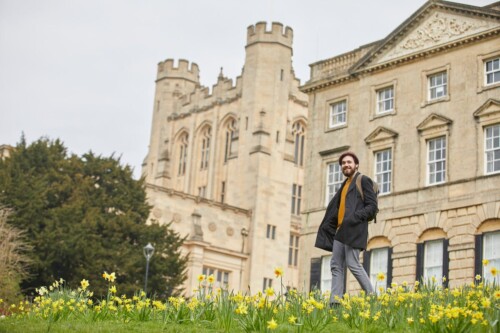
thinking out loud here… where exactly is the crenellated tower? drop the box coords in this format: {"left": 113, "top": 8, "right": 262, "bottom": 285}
{"left": 142, "top": 22, "right": 308, "bottom": 297}
{"left": 144, "top": 59, "right": 200, "bottom": 184}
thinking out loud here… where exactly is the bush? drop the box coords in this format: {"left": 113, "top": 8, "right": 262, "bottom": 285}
{"left": 0, "top": 208, "right": 32, "bottom": 306}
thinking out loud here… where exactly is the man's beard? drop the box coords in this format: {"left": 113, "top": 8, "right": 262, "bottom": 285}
{"left": 342, "top": 167, "right": 356, "bottom": 178}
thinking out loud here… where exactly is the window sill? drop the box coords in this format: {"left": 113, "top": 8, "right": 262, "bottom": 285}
{"left": 325, "top": 123, "right": 347, "bottom": 133}
{"left": 371, "top": 110, "right": 396, "bottom": 121}
{"left": 421, "top": 96, "right": 450, "bottom": 109}
{"left": 477, "top": 82, "right": 500, "bottom": 94}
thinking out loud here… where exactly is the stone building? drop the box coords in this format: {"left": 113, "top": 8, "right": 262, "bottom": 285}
{"left": 300, "top": 0, "right": 500, "bottom": 294}
{"left": 0, "top": 145, "right": 13, "bottom": 160}
{"left": 142, "top": 22, "right": 308, "bottom": 296}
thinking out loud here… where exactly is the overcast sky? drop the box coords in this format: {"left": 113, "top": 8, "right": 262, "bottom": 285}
{"left": 0, "top": 0, "right": 493, "bottom": 179}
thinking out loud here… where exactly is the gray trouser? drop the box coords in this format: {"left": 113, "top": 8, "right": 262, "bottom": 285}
{"left": 330, "top": 240, "right": 374, "bottom": 304}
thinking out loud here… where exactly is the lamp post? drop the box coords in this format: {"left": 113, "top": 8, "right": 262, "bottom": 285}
{"left": 143, "top": 242, "right": 155, "bottom": 294}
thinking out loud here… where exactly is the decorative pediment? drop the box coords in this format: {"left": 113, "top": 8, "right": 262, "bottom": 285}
{"left": 417, "top": 113, "right": 452, "bottom": 132}
{"left": 351, "top": 2, "right": 500, "bottom": 72}
{"left": 473, "top": 98, "right": 500, "bottom": 120}
{"left": 365, "top": 126, "right": 398, "bottom": 144}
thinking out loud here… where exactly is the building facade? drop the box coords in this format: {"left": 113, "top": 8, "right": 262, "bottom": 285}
{"left": 142, "top": 22, "right": 308, "bottom": 295}
{"left": 300, "top": 1, "right": 500, "bottom": 293}
{"left": 0, "top": 145, "right": 13, "bottom": 160}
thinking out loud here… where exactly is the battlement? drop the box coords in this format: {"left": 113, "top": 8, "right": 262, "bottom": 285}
{"left": 157, "top": 59, "right": 200, "bottom": 83}
{"left": 246, "top": 22, "right": 293, "bottom": 48}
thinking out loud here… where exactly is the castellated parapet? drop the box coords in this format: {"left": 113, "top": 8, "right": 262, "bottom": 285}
{"left": 173, "top": 75, "right": 243, "bottom": 119}
{"left": 157, "top": 59, "right": 200, "bottom": 83}
{"left": 246, "top": 22, "right": 293, "bottom": 48}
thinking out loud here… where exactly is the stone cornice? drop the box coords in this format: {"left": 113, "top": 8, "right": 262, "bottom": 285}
{"left": 353, "top": 29, "right": 500, "bottom": 76}
{"left": 168, "top": 94, "right": 241, "bottom": 121}
{"left": 145, "top": 183, "right": 252, "bottom": 217}
{"left": 183, "top": 242, "right": 250, "bottom": 259}
{"left": 302, "top": 173, "right": 500, "bottom": 215}
{"left": 301, "top": 1, "right": 500, "bottom": 94}
{"left": 300, "top": 74, "right": 356, "bottom": 94}
{"left": 473, "top": 98, "right": 500, "bottom": 119}
{"left": 288, "top": 94, "right": 308, "bottom": 107}
{"left": 318, "top": 145, "right": 350, "bottom": 157}
{"left": 350, "top": 1, "right": 500, "bottom": 73}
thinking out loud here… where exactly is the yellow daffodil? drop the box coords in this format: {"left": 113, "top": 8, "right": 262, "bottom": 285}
{"left": 197, "top": 274, "right": 206, "bottom": 282}
{"left": 109, "top": 272, "right": 116, "bottom": 282}
{"left": 490, "top": 267, "right": 498, "bottom": 277}
{"left": 235, "top": 303, "right": 248, "bottom": 315}
{"left": 207, "top": 274, "right": 215, "bottom": 284}
{"left": 110, "top": 285, "right": 117, "bottom": 294}
{"left": 288, "top": 315, "right": 297, "bottom": 324}
{"left": 482, "top": 259, "right": 489, "bottom": 266}
{"left": 267, "top": 318, "right": 278, "bottom": 330}
{"left": 475, "top": 274, "right": 482, "bottom": 281}
{"left": 265, "top": 287, "right": 275, "bottom": 297}
{"left": 376, "top": 272, "right": 385, "bottom": 281}
{"left": 80, "top": 279, "right": 89, "bottom": 290}
{"left": 274, "top": 267, "right": 283, "bottom": 278}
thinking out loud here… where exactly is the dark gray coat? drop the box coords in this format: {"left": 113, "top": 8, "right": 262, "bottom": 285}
{"left": 315, "top": 172, "right": 378, "bottom": 251}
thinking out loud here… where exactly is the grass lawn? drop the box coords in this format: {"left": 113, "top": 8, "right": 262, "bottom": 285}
{"left": 0, "top": 318, "right": 392, "bottom": 333}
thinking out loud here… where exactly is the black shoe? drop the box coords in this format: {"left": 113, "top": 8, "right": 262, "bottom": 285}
{"left": 329, "top": 302, "right": 340, "bottom": 308}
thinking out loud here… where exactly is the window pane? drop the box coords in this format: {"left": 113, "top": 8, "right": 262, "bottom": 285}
{"left": 428, "top": 137, "right": 446, "bottom": 184}
{"left": 370, "top": 248, "right": 388, "bottom": 292}
{"left": 375, "top": 149, "right": 392, "bottom": 194}
{"left": 483, "top": 231, "right": 500, "bottom": 283}
{"left": 320, "top": 255, "right": 332, "bottom": 292}
{"left": 485, "top": 124, "right": 500, "bottom": 173}
{"left": 485, "top": 58, "right": 500, "bottom": 85}
{"left": 330, "top": 101, "right": 347, "bottom": 127}
{"left": 428, "top": 72, "right": 447, "bottom": 100}
{"left": 326, "top": 162, "right": 343, "bottom": 205}
{"left": 424, "top": 240, "right": 443, "bottom": 286}
{"left": 377, "top": 86, "right": 394, "bottom": 114}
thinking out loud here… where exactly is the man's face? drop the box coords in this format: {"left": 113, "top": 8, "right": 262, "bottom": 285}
{"left": 341, "top": 156, "right": 358, "bottom": 178}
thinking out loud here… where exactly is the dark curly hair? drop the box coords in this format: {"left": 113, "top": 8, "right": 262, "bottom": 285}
{"left": 338, "top": 151, "right": 359, "bottom": 165}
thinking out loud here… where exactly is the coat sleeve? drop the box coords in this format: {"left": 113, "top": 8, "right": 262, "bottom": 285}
{"left": 355, "top": 175, "right": 378, "bottom": 221}
{"left": 314, "top": 191, "right": 340, "bottom": 251}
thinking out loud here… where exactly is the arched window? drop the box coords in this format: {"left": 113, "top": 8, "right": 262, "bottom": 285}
{"left": 416, "top": 228, "right": 448, "bottom": 288}
{"left": 224, "top": 119, "right": 237, "bottom": 162}
{"left": 475, "top": 219, "right": 500, "bottom": 284}
{"left": 177, "top": 133, "right": 189, "bottom": 176}
{"left": 292, "top": 122, "right": 306, "bottom": 167}
{"left": 200, "top": 127, "right": 211, "bottom": 170}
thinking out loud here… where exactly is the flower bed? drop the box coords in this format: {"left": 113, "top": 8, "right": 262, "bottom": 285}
{"left": 0, "top": 268, "right": 499, "bottom": 333}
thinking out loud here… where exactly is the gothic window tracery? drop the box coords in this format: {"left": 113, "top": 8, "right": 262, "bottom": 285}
{"left": 224, "top": 119, "right": 238, "bottom": 162}
{"left": 200, "top": 126, "right": 211, "bottom": 170}
{"left": 177, "top": 133, "right": 189, "bottom": 176}
{"left": 292, "top": 121, "right": 306, "bottom": 167}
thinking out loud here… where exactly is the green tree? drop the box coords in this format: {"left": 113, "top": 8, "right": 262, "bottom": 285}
{"left": 0, "top": 137, "right": 187, "bottom": 297}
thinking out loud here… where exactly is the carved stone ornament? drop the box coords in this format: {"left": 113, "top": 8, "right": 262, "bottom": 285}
{"left": 173, "top": 213, "right": 182, "bottom": 223}
{"left": 208, "top": 222, "right": 217, "bottom": 232}
{"left": 402, "top": 13, "right": 480, "bottom": 50}
{"left": 379, "top": 12, "right": 492, "bottom": 62}
{"left": 226, "top": 227, "right": 234, "bottom": 236}
{"left": 152, "top": 208, "right": 162, "bottom": 218}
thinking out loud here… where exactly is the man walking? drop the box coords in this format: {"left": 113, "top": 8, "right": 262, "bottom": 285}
{"left": 315, "top": 151, "right": 378, "bottom": 306}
